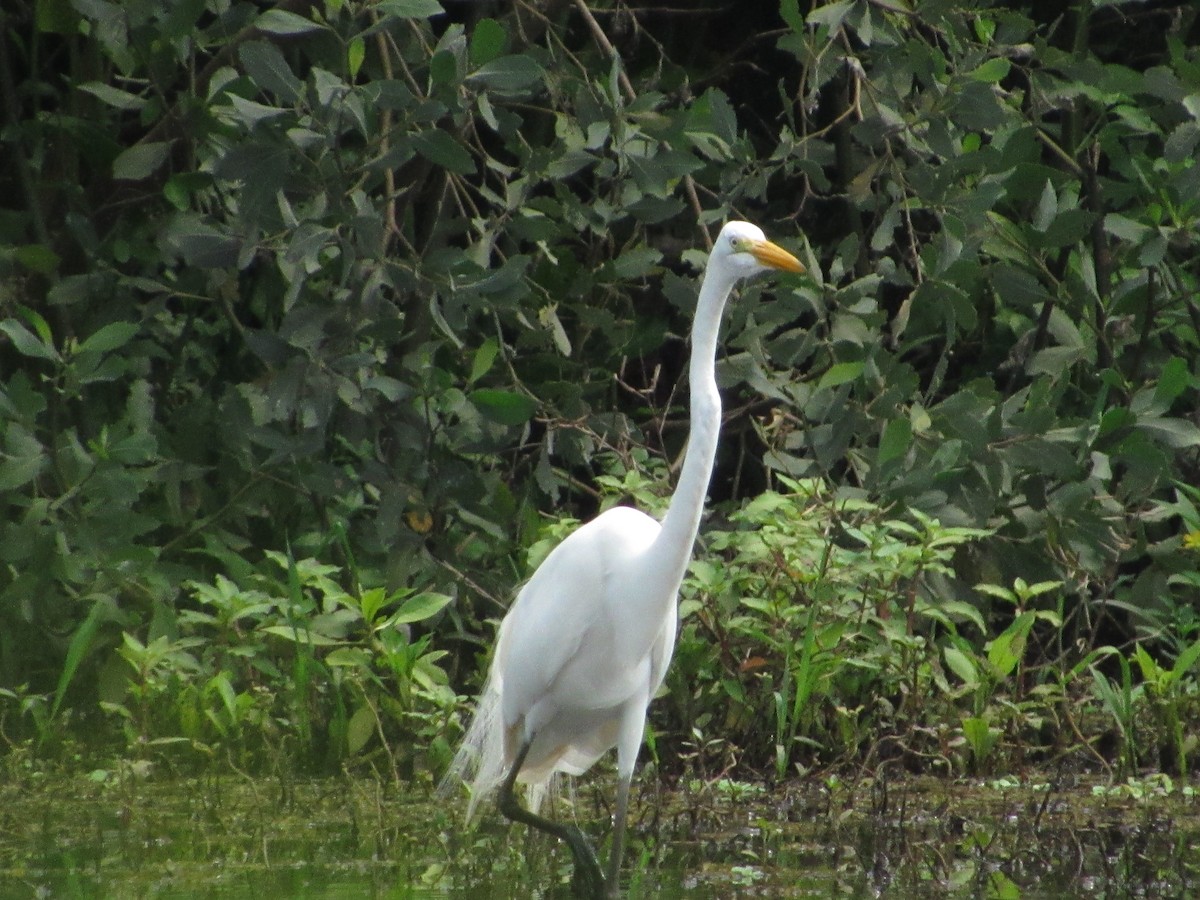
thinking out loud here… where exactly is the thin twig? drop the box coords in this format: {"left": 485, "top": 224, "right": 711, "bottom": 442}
{"left": 570, "top": 1, "right": 712, "bottom": 250}
{"left": 372, "top": 13, "right": 399, "bottom": 255}
{"left": 571, "top": 0, "right": 636, "bottom": 103}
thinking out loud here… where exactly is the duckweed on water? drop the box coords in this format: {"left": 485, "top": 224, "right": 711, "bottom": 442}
{"left": 1, "top": 768, "right": 1198, "bottom": 898}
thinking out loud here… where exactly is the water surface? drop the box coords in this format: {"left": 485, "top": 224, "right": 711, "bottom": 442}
{"left": 2, "top": 768, "right": 1197, "bottom": 897}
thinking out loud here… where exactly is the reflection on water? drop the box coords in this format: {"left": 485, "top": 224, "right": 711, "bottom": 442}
{"left": 642, "top": 772, "right": 1200, "bottom": 897}
{"left": 0, "top": 768, "right": 1197, "bottom": 897}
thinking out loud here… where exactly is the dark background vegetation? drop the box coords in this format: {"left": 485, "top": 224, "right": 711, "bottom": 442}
{"left": 1, "top": 0, "right": 1199, "bottom": 784}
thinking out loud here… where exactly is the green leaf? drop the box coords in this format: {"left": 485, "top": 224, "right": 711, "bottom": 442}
{"left": 984, "top": 212, "right": 1033, "bottom": 263}
{"left": 52, "top": 602, "right": 109, "bottom": 722}
{"left": 539, "top": 305, "right": 572, "bottom": 357}
{"left": 943, "top": 645, "right": 979, "bottom": 687}
{"left": 346, "top": 706, "right": 375, "bottom": 755}
{"left": 1043, "top": 208, "right": 1091, "bottom": 248}
{"left": 239, "top": 41, "right": 302, "bottom": 102}
{"left": 878, "top": 417, "right": 912, "bottom": 467}
{"left": 0, "top": 318, "right": 60, "bottom": 362}
{"left": 933, "top": 599, "right": 988, "bottom": 633}
{"left": 79, "top": 81, "right": 145, "bottom": 110}
{"left": 816, "top": 360, "right": 863, "bottom": 391}
{"left": 1133, "top": 643, "right": 1162, "bottom": 685}
{"left": 113, "top": 142, "right": 171, "bottom": 181}
{"left": 470, "top": 389, "right": 537, "bottom": 425}
{"left": 222, "top": 95, "right": 289, "bottom": 127}
{"left": 1137, "top": 417, "right": 1200, "bottom": 450}
{"left": 357, "top": 588, "right": 390, "bottom": 626}
{"left": 430, "top": 49, "right": 459, "bottom": 87}
{"left": 469, "top": 337, "right": 500, "bottom": 384}
{"left": 468, "top": 55, "right": 544, "bottom": 92}
{"left": 986, "top": 611, "right": 1035, "bottom": 678}
{"left": 1033, "top": 179, "right": 1056, "bottom": 233}
{"left": 1153, "top": 356, "right": 1190, "bottom": 407}
{"left": 78, "top": 321, "right": 140, "bottom": 356}
{"left": 412, "top": 129, "right": 475, "bottom": 174}
{"left": 1028, "top": 345, "right": 1086, "bottom": 377}
{"left": 326, "top": 648, "right": 373, "bottom": 668}
{"left": 1171, "top": 636, "right": 1200, "bottom": 680}
{"left": 378, "top": 0, "right": 445, "bottom": 18}
{"left": 347, "top": 37, "right": 366, "bottom": 80}
{"left": 24, "top": 307, "right": 53, "bottom": 345}
{"left": 13, "top": 244, "right": 61, "bottom": 275}
{"left": 0, "top": 424, "right": 46, "bottom": 491}
{"left": 255, "top": 8, "right": 323, "bottom": 35}
{"left": 806, "top": 0, "right": 855, "bottom": 31}
{"left": 779, "top": 0, "right": 804, "bottom": 32}
{"left": 469, "top": 17, "right": 506, "bottom": 66}
{"left": 1165, "top": 121, "right": 1200, "bottom": 163}
{"left": 962, "top": 716, "right": 997, "bottom": 750}
{"left": 476, "top": 92, "right": 499, "bottom": 130}
{"left": 611, "top": 246, "right": 662, "bottom": 280}
{"left": 463, "top": 254, "right": 530, "bottom": 295}
{"left": 1019, "top": 580, "right": 1063, "bottom": 599}
{"left": 179, "top": 233, "right": 240, "bottom": 268}
{"left": 260, "top": 625, "right": 341, "bottom": 646}
{"left": 1104, "top": 212, "right": 1149, "bottom": 243}
{"left": 389, "top": 591, "right": 453, "bottom": 626}
{"left": 163, "top": 172, "right": 211, "bottom": 212}
{"left": 969, "top": 57, "right": 1011, "bottom": 83}
{"left": 209, "top": 671, "right": 238, "bottom": 720}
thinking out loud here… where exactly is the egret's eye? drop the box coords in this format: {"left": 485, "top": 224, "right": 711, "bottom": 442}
{"left": 729, "top": 236, "right": 746, "bottom": 252}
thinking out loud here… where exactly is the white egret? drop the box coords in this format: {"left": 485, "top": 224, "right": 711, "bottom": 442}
{"left": 443, "top": 221, "right": 804, "bottom": 897}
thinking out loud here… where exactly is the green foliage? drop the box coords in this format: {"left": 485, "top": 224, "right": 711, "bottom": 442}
{"left": 670, "top": 476, "right": 990, "bottom": 776}
{"left": 89, "top": 551, "right": 454, "bottom": 770}
{"left": 0, "top": 0, "right": 1199, "bottom": 779}
{"left": 1090, "top": 654, "right": 1143, "bottom": 774}
{"left": 1132, "top": 636, "right": 1200, "bottom": 776}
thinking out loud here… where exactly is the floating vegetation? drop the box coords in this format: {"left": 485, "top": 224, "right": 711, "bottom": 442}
{"left": 1, "top": 770, "right": 1197, "bottom": 897}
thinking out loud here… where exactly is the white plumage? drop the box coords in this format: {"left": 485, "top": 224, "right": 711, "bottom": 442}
{"left": 443, "top": 221, "right": 804, "bottom": 896}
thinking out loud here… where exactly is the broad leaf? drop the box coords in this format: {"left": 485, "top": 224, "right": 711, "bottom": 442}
{"left": 113, "top": 142, "right": 172, "bottom": 180}
{"left": 378, "top": 0, "right": 445, "bottom": 18}
{"left": 469, "top": 389, "right": 537, "bottom": 425}
{"left": 78, "top": 321, "right": 139, "bottom": 356}
{"left": 468, "top": 55, "right": 543, "bottom": 92}
{"left": 389, "top": 592, "right": 453, "bottom": 626}
{"left": 255, "top": 9, "right": 323, "bottom": 35}
{"left": 412, "top": 129, "right": 475, "bottom": 174}
{"left": 0, "top": 318, "right": 60, "bottom": 362}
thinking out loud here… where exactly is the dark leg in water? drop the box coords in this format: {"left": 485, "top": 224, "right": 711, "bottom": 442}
{"left": 498, "top": 739, "right": 606, "bottom": 899}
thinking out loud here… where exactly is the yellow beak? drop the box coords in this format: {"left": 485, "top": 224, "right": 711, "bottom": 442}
{"left": 750, "top": 239, "right": 805, "bottom": 273}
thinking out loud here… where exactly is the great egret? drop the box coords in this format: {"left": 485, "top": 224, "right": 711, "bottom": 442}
{"left": 444, "top": 221, "right": 804, "bottom": 897}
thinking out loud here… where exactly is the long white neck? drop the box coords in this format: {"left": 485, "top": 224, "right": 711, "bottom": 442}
{"left": 650, "top": 262, "right": 737, "bottom": 593}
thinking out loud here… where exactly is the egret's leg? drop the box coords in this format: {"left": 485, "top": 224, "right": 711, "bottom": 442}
{"left": 606, "top": 695, "right": 650, "bottom": 898}
{"left": 498, "top": 738, "right": 605, "bottom": 899}
{"left": 605, "top": 772, "right": 632, "bottom": 898}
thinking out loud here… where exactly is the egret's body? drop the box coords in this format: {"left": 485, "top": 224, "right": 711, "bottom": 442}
{"left": 445, "top": 221, "right": 803, "bottom": 897}
{"left": 497, "top": 507, "right": 669, "bottom": 777}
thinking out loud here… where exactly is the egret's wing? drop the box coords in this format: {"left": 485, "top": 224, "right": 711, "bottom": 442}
{"left": 494, "top": 527, "right": 605, "bottom": 720}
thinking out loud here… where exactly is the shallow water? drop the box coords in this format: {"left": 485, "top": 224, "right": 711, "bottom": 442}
{"left": 2, "top": 767, "right": 1198, "bottom": 897}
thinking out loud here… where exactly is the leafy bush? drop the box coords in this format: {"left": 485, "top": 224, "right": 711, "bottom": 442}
{"left": 667, "top": 476, "right": 989, "bottom": 777}
{"left": 97, "top": 552, "right": 454, "bottom": 771}
{"left": 1, "top": 1, "right": 1199, "bottom": 776}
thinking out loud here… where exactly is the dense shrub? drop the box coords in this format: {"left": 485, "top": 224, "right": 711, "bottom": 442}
{"left": 0, "top": 1, "right": 1198, "bottom": 774}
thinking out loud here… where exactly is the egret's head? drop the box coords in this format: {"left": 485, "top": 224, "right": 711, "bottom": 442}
{"left": 714, "top": 220, "right": 805, "bottom": 279}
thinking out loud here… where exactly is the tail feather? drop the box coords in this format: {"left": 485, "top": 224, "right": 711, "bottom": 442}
{"left": 438, "top": 678, "right": 509, "bottom": 820}
{"left": 438, "top": 676, "right": 561, "bottom": 817}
